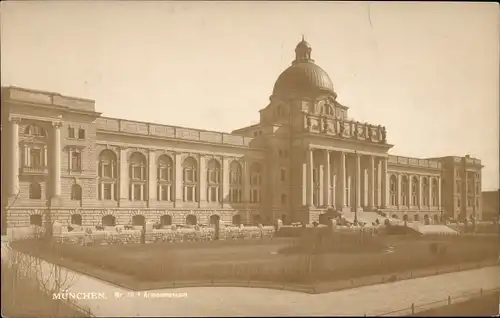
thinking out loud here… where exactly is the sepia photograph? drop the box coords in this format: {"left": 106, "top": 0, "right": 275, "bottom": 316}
{"left": 1, "top": 1, "right": 499, "bottom": 317}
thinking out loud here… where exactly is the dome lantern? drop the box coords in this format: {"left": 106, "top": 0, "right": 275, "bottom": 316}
{"left": 272, "top": 37, "right": 336, "bottom": 99}
{"left": 293, "top": 35, "right": 314, "bottom": 65}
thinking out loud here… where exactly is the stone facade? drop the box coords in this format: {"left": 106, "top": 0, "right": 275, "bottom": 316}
{"left": 0, "top": 41, "right": 483, "bottom": 232}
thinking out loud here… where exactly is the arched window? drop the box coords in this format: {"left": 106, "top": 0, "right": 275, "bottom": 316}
{"left": 98, "top": 150, "right": 117, "bottom": 201}
{"left": 207, "top": 159, "right": 221, "bottom": 203}
{"left": 102, "top": 215, "right": 116, "bottom": 226}
{"left": 186, "top": 214, "right": 197, "bottom": 225}
{"left": 71, "top": 214, "right": 82, "bottom": 225}
{"left": 71, "top": 184, "right": 82, "bottom": 201}
{"left": 250, "top": 163, "right": 261, "bottom": 203}
{"left": 411, "top": 177, "right": 418, "bottom": 206}
{"left": 30, "top": 214, "right": 42, "bottom": 226}
{"left": 160, "top": 215, "right": 172, "bottom": 227}
{"left": 229, "top": 161, "right": 242, "bottom": 203}
{"left": 183, "top": 157, "right": 198, "bottom": 202}
{"left": 29, "top": 182, "right": 42, "bottom": 199}
{"left": 389, "top": 175, "right": 397, "bottom": 206}
{"left": 401, "top": 176, "right": 409, "bottom": 206}
{"left": 431, "top": 178, "right": 438, "bottom": 206}
{"left": 157, "top": 155, "right": 173, "bottom": 201}
{"left": 422, "top": 177, "right": 429, "bottom": 206}
{"left": 129, "top": 152, "right": 147, "bottom": 201}
{"left": 132, "top": 215, "right": 145, "bottom": 226}
{"left": 232, "top": 214, "right": 241, "bottom": 225}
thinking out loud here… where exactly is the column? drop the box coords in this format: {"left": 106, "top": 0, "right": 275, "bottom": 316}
{"left": 9, "top": 117, "right": 20, "bottom": 197}
{"left": 119, "top": 148, "right": 128, "bottom": 201}
{"left": 69, "top": 148, "right": 73, "bottom": 171}
{"left": 302, "top": 158, "right": 307, "bottom": 206}
{"left": 23, "top": 144, "right": 28, "bottom": 167}
{"left": 381, "top": 157, "right": 388, "bottom": 208}
{"left": 428, "top": 176, "right": 433, "bottom": 208}
{"left": 323, "top": 150, "right": 330, "bottom": 206}
{"left": 199, "top": 156, "right": 207, "bottom": 204}
{"left": 222, "top": 157, "right": 230, "bottom": 206}
{"left": 174, "top": 152, "right": 183, "bottom": 204}
{"left": 43, "top": 146, "right": 47, "bottom": 167}
{"left": 438, "top": 176, "right": 442, "bottom": 209}
{"left": 243, "top": 160, "right": 250, "bottom": 204}
{"left": 418, "top": 175, "right": 423, "bottom": 208}
{"left": 355, "top": 153, "right": 361, "bottom": 209}
{"left": 338, "top": 152, "right": 346, "bottom": 209}
{"left": 368, "top": 156, "right": 375, "bottom": 209}
{"left": 51, "top": 122, "right": 62, "bottom": 198}
{"left": 319, "top": 164, "right": 324, "bottom": 206}
{"left": 148, "top": 150, "right": 156, "bottom": 202}
{"left": 100, "top": 183, "right": 104, "bottom": 200}
{"left": 463, "top": 172, "right": 468, "bottom": 215}
{"left": 408, "top": 174, "right": 413, "bottom": 207}
{"left": 306, "top": 148, "right": 313, "bottom": 206}
{"left": 396, "top": 174, "right": 402, "bottom": 207}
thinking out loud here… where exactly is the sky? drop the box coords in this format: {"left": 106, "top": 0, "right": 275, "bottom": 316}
{"left": 1, "top": 1, "right": 499, "bottom": 190}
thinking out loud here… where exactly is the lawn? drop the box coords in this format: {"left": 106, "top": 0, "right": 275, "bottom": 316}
{"left": 11, "top": 230, "right": 499, "bottom": 292}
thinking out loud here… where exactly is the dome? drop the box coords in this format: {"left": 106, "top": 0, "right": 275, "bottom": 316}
{"left": 272, "top": 39, "right": 335, "bottom": 98}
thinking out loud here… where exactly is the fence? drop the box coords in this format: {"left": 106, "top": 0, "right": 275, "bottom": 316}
{"left": 373, "top": 287, "right": 500, "bottom": 316}
{"left": 64, "top": 298, "right": 95, "bottom": 318}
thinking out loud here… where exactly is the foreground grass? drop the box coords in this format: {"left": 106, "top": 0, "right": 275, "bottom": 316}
{"left": 11, "top": 231, "right": 498, "bottom": 288}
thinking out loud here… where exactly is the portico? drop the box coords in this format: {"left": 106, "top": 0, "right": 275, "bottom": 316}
{"left": 301, "top": 145, "right": 388, "bottom": 222}
{"left": 7, "top": 114, "right": 63, "bottom": 206}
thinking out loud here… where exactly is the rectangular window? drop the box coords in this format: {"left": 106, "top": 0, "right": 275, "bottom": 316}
{"left": 159, "top": 185, "right": 170, "bottom": 201}
{"left": 159, "top": 168, "right": 168, "bottom": 181}
{"left": 103, "top": 163, "right": 112, "bottom": 178}
{"left": 68, "top": 127, "right": 75, "bottom": 139}
{"left": 71, "top": 152, "right": 82, "bottom": 171}
{"left": 30, "top": 149, "right": 42, "bottom": 168}
{"left": 185, "top": 169, "right": 195, "bottom": 183}
{"left": 209, "top": 187, "right": 218, "bottom": 202}
{"left": 185, "top": 186, "right": 196, "bottom": 202}
{"left": 78, "top": 128, "right": 85, "bottom": 140}
{"left": 133, "top": 166, "right": 142, "bottom": 180}
{"left": 103, "top": 183, "right": 112, "bottom": 200}
{"left": 280, "top": 169, "right": 286, "bottom": 182}
{"left": 133, "top": 184, "right": 142, "bottom": 201}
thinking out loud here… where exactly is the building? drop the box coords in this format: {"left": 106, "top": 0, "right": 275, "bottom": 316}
{"left": 0, "top": 39, "right": 484, "bottom": 233}
{"left": 481, "top": 190, "right": 499, "bottom": 221}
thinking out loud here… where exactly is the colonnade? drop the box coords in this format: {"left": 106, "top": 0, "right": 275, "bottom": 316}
{"left": 303, "top": 148, "right": 388, "bottom": 211}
